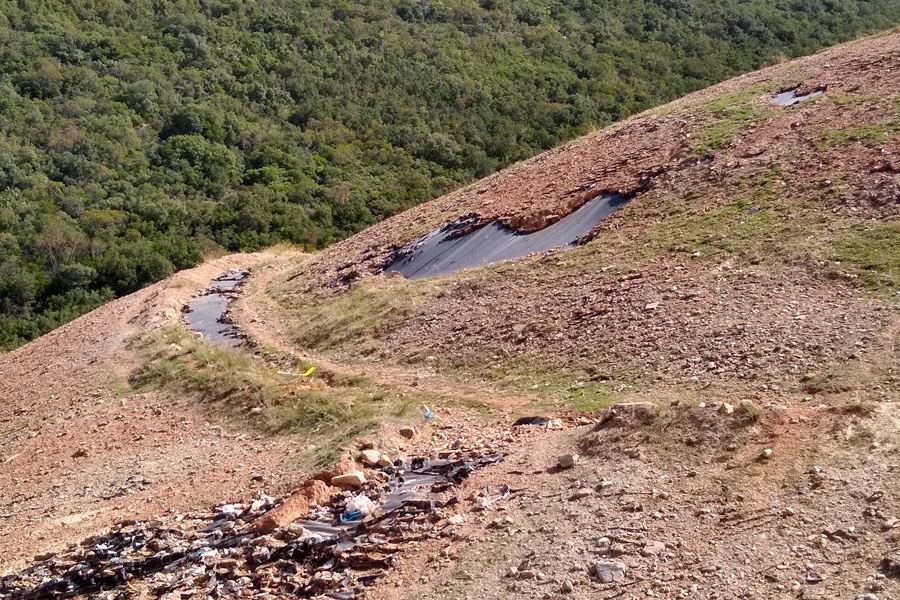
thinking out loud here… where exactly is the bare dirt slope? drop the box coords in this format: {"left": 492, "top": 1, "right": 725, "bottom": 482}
{"left": 268, "top": 29, "right": 900, "bottom": 408}
{"left": 0, "top": 253, "right": 308, "bottom": 574}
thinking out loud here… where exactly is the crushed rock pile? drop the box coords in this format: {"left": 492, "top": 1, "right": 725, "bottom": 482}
{"left": 1, "top": 415, "right": 588, "bottom": 599}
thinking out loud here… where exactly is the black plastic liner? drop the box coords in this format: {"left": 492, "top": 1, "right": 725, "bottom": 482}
{"left": 771, "top": 88, "right": 823, "bottom": 106}
{"left": 384, "top": 193, "right": 628, "bottom": 279}
{"left": 182, "top": 270, "right": 248, "bottom": 348}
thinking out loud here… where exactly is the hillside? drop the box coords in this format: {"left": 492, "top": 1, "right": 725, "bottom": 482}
{"left": 2, "top": 28, "right": 900, "bottom": 600}
{"left": 3, "top": 0, "right": 900, "bottom": 351}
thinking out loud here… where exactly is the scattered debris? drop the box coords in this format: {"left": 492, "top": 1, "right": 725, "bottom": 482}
{"left": 1, "top": 453, "right": 503, "bottom": 599}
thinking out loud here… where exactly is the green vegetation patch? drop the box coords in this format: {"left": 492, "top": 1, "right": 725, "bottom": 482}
{"left": 691, "top": 85, "right": 773, "bottom": 156}
{"left": 819, "top": 98, "right": 900, "bottom": 147}
{"left": 290, "top": 277, "right": 441, "bottom": 352}
{"left": 829, "top": 222, "right": 900, "bottom": 296}
{"left": 450, "top": 351, "right": 633, "bottom": 412}
{"left": 131, "top": 326, "right": 416, "bottom": 467}
{"left": 636, "top": 168, "right": 837, "bottom": 264}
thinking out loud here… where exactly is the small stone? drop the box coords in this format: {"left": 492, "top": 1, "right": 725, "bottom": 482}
{"left": 854, "top": 595, "right": 879, "bottom": 600}
{"left": 448, "top": 514, "right": 465, "bottom": 525}
{"left": 72, "top": 447, "right": 88, "bottom": 458}
{"left": 399, "top": 426, "right": 416, "bottom": 439}
{"left": 760, "top": 448, "right": 774, "bottom": 460}
{"left": 518, "top": 569, "right": 536, "bottom": 580}
{"left": 558, "top": 453, "right": 579, "bottom": 469}
{"left": 378, "top": 455, "right": 394, "bottom": 468}
{"left": 593, "top": 560, "right": 626, "bottom": 583}
{"left": 359, "top": 449, "right": 381, "bottom": 467}
{"left": 718, "top": 403, "right": 734, "bottom": 415}
{"left": 490, "top": 515, "right": 515, "bottom": 528}
{"left": 507, "top": 566, "right": 519, "bottom": 578}
{"left": 569, "top": 488, "right": 593, "bottom": 501}
{"left": 561, "top": 579, "right": 574, "bottom": 593}
{"left": 641, "top": 541, "right": 666, "bottom": 557}
{"left": 331, "top": 472, "right": 367, "bottom": 488}
{"left": 882, "top": 517, "right": 898, "bottom": 531}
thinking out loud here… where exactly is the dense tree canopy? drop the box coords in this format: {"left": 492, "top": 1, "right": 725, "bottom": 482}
{"left": 1, "top": 0, "right": 899, "bottom": 350}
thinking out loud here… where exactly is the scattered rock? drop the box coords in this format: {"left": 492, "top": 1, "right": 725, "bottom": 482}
{"left": 881, "top": 556, "right": 900, "bottom": 579}
{"left": 299, "top": 479, "right": 335, "bottom": 507}
{"left": 557, "top": 453, "right": 579, "bottom": 469}
{"left": 400, "top": 426, "right": 416, "bottom": 439}
{"left": 251, "top": 494, "right": 310, "bottom": 533}
{"left": 760, "top": 448, "right": 774, "bottom": 460}
{"left": 882, "top": 517, "right": 898, "bottom": 531}
{"left": 331, "top": 472, "right": 367, "bottom": 488}
{"left": 490, "top": 515, "right": 515, "bottom": 529}
{"left": 641, "top": 541, "right": 666, "bottom": 557}
{"left": 448, "top": 514, "right": 465, "bottom": 525}
{"left": 72, "top": 447, "right": 88, "bottom": 459}
{"left": 854, "top": 595, "right": 879, "bottom": 600}
{"left": 593, "top": 560, "right": 626, "bottom": 583}
{"left": 569, "top": 488, "right": 593, "bottom": 501}
{"left": 718, "top": 402, "right": 734, "bottom": 415}
{"left": 359, "top": 449, "right": 381, "bottom": 467}
{"left": 561, "top": 579, "right": 574, "bottom": 593}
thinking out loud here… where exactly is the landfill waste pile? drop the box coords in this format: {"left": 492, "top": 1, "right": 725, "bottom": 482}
{"left": 0, "top": 453, "right": 504, "bottom": 600}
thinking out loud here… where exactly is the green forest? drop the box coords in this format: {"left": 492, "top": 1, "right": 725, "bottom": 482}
{"left": 1, "top": 0, "right": 899, "bottom": 350}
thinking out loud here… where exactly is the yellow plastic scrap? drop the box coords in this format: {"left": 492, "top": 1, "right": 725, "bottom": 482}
{"left": 301, "top": 366, "right": 316, "bottom": 378}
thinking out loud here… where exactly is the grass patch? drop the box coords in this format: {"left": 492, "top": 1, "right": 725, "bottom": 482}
{"left": 691, "top": 85, "right": 772, "bottom": 156}
{"left": 289, "top": 277, "right": 440, "bottom": 352}
{"left": 819, "top": 124, "right": 895, "bottom": 147}
{"left": 106, "top": 379, "right": 133, "bottom": 401}
{"left": 450, "top": 352, "right": 633, "bottom": 411}
{"left": 567, "top": 381, "right": 619, "bottom": 412}
{"left": 131, "top": 327, "right": 284, "bottom": 411}
{"left": 800, "top": 371, "right": 856, "bottom": 395}
{"left": 818, "top": 98, "right": 900, "bottom": 147}
{"left": 637, "top": 173, "right": 834, "bottom": 264}
{"left": 829, "top": 222, "right": 900, "bottom": 296}
{"left": 131, "top": 326, "right": 417, "bottom": 468}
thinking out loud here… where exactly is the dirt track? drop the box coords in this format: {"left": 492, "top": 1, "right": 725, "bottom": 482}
{"left": 0, "top": 253, "right": 308, "bottom": 573}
